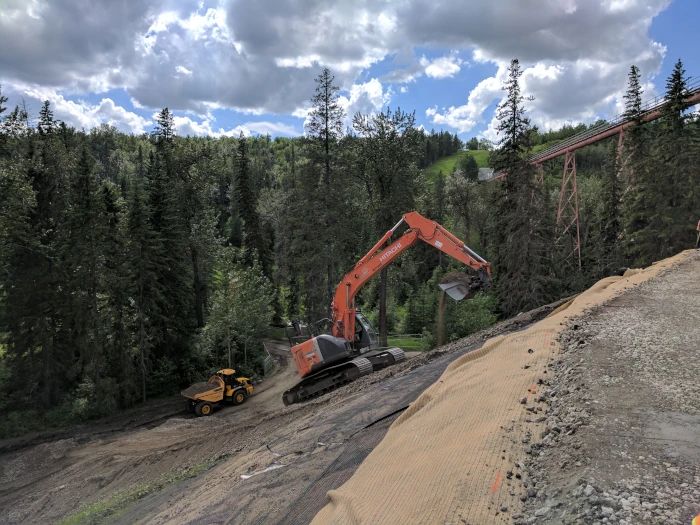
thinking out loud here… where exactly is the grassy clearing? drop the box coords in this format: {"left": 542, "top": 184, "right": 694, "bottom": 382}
{"left": 60, "top": 460, "right": 219, "bottom": 525}
{"left": 422, "top": 150, "right": 490, "bottom": 181}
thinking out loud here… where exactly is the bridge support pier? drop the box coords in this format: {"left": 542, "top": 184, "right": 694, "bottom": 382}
{"left": 556, "top": 150, "right": 582, "bottom": 269}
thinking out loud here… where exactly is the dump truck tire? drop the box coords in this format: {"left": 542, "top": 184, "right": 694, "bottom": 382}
{"left": 232, "top": 389, "right": 247, "bottom": 406}
{"left": 195, "top": 402, "right": 213, "bottom": 416}
{"left": 184, "top": 399, "right": 194, "bottom": 413}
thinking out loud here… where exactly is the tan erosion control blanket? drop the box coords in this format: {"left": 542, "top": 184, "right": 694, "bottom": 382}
{"left": 312, "top": 252, "right": 690, "bottom": 525}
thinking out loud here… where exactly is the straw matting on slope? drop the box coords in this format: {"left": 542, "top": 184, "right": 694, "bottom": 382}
{"left": 312, "top": 251, "right": 691, "bottom": 525}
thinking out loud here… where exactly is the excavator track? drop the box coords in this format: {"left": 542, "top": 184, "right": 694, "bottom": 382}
{"left": 283, "top": 348, "right": 406, "bottom": 406}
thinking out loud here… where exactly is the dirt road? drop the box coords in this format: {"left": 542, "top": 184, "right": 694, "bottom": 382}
{"left": 521, "top": 253, "right": 700, "bottom": 524}
{"left": 0, "top": 303, "right": 563, "bottom": 525}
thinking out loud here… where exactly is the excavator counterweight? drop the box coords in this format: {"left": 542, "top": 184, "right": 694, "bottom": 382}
{"left": 283, "top": 211, "right": 491, "bottom": 406}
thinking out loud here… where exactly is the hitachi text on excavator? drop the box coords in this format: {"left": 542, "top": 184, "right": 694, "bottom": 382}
{"left": 282, "top": 211, "right": 491, "bottom": 406}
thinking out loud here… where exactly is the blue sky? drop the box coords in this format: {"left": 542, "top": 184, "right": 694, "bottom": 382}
{"left": 1, "top": 0, "right": 697, "bottom": 141}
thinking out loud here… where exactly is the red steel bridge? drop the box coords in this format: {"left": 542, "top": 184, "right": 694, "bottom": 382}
{"left": 492, "top": 79, "right": 700, "bottom": 268}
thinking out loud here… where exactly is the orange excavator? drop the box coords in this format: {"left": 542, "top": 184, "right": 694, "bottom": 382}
{"left": 283, "top": 211, "right": 491, "bottom": 406}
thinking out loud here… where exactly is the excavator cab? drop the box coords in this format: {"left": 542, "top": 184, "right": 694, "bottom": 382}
{"left": 353, "top": 312, "right": 378, "bottom": 351}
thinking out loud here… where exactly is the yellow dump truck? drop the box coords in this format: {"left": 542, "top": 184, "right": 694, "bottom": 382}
{"left": 181, "top": 369, "right": 254, "bottom": 416}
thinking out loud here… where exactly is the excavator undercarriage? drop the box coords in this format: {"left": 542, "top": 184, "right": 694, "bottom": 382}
{"left": 283, "top": 347, "right": 404, "bottom": 406}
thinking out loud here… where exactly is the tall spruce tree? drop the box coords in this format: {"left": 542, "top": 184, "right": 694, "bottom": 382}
{"left": 4, "top": 101, "right": 71, "bottom": 407}
{"left": 235, "top": 132, "right": 268, "bottom": 273}
{"left": 624, "top": 66, "right": 690, "bottom": 266}
{"left": 656, "top": 59, "right": 694, "bottom": 253}
{"left": 596, "top": 140, "right": 623, "bottom": 277}
{"left": 488, "top": 59, "right": 552, "bottom": 316}
{"left": 146, "top": 148, "right": 193, "bottom": 360}
{"left": 100, "top": 181, "right": 137, "bottom": 407}
{"left": 62, "top": 145, "right": 107, "bottom": 387}
{"left": 306, "top": 68, "right": 346, "bottom": 308}
{"left": 127, "top": 177, "right": 163, "bottom": 403}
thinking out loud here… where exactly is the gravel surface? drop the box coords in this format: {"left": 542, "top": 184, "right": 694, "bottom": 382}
{"left": 519, "top": 252, "right": 700, "bottom": 524}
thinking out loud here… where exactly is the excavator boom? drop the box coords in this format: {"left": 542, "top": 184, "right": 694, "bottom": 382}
{"left": 331, "top": 211, "right": 490, "bottom": 342}
{"left": 283, "top": 211, "right": 490, "bottom": 406}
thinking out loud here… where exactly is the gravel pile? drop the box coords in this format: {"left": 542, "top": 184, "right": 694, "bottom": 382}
{"left": 517, "top": 254, "right": 700, "bottom": 524}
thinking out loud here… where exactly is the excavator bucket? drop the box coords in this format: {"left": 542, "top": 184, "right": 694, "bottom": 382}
{"left": 439, "top": 272, "right": 484, "bottom": 301}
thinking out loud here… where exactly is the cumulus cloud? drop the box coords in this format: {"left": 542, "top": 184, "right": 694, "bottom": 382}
{"left": 342, "top": 79, "right": 393, "bottom": 118}
{"left": 417, "top": 0, "right": 669, "bottom": 135}
{"left": 169, "top": 115, "right": 298, "bottom": 137}
{"left": 15, "top": 85, "right": 152, "bottom": 134}
{"left": 171, "top": 115, "right": 250, "bottom": 137}
{"left": 425, "top": 55, "right": 463, "bottom": 79}
{"left": 0, "top": 0, "right": 672, "bottom": 137}
{"left": 428, "top": 63, "right": 508, "bottom": 133}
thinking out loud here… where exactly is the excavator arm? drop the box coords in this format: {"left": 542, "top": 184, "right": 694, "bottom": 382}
{"left": 331, "top": 211, "right": 490, "bottom": 342}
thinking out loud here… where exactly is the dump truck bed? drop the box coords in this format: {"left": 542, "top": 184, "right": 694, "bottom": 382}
{"left": 181, "top": 381, "right": 219, "bottom": 398}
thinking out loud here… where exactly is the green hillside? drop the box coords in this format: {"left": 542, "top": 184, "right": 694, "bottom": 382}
{"left": 422, "top": 150, "right": 489, "bottom": 180}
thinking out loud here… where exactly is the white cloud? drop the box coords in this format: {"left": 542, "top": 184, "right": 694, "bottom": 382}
{"left": 0, "top": 0, "right": 672, "bottom": 136}
{"left": 340, "top": 78, "right": 393, "bottom": 125}
{"left": 427, "top": 63, "right": 508, "bottom": 133}
{"left": 17, "top": 85, "right": 152, "bottom": 134}
{"left": 425, "top": 55, "right": 463, "bottom": 79}
{"left": 400, "top": 86, "right": 408, "bottom": 93}
{"left": 171, "top": 115, "right": 250, "bottom": 137}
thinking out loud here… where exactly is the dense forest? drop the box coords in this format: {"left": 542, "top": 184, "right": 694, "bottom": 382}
{"left": 0, "top": 59, "right": 698, "bottom": 437}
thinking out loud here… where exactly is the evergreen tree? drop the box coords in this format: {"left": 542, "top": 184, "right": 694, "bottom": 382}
{"left": 624, "top": 62, "right": 695, "bottom": 265}
{"left": 3, "top": 101, "right": 71, "bottom": 408}
{"left": 488, "top": 59, "right": 553, "bottom": 316}
{"left": 153, "top": 108, "right": 176, "bottom": 144}
{"left": 285, "top": 156, "right": 328, "bottom": 324}
{"left": 235, "top": 132, "right": 268, "bottom": 273}
{"left": 146, "top": 150, "right": 193, "bottom": 359}
{"left": 62, "top": 145, "right": 106, "bottom": 388}
{"left": 100, "top": 181, "right": 138, "bottom": 407}
{"left": 657, "top": 59, "right": 694, "bottom": 253}
{"left": 38, "top": 100, "right": 57, "bottom": 135}
{"left": 127, "top": 177, "right": 163, "bottom": 402}
{"left": 596, "top": 140, "right": 623, "bottom": 276}
{"left": 306, "top": 68, "right": 346, "bottom": 308}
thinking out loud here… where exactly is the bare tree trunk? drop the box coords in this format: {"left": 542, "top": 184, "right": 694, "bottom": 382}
{"left": 379, "top": 267, "right": 388, "bottom": 347}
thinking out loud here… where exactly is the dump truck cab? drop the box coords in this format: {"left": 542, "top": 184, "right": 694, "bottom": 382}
{"left": 182, "top": 369, "right": 254, "bottom": 416}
